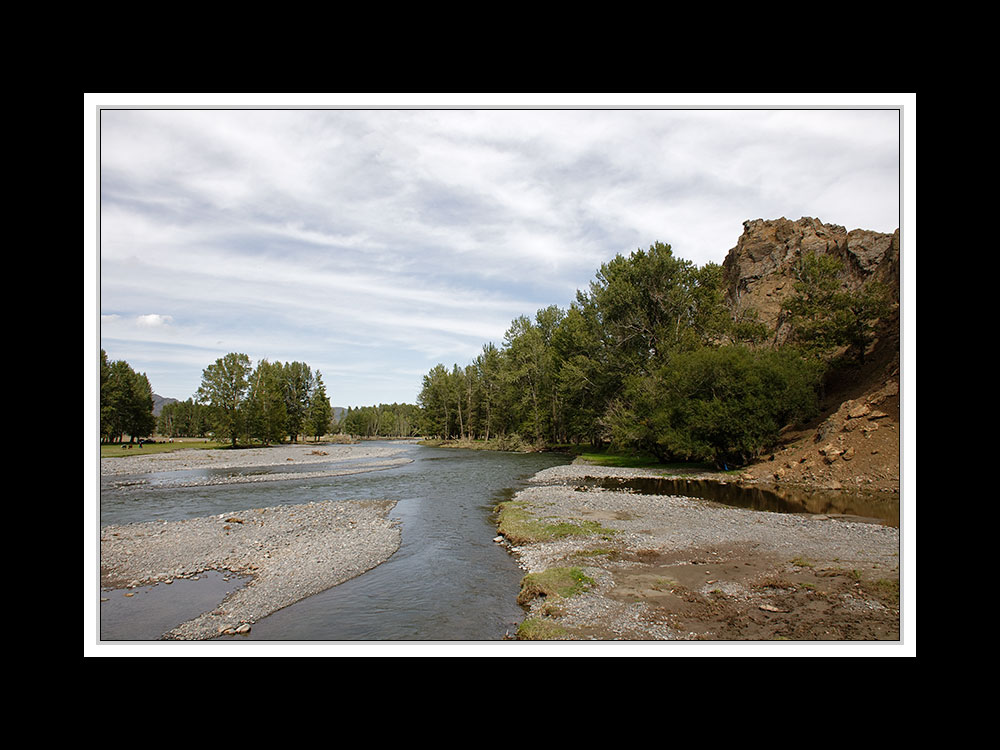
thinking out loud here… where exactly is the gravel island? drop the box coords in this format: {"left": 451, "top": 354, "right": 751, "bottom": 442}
{"left": 99, "top": 444, "right": 408, "bottom": 640}
{"left": 101, "top": 498, "right": 401, "bottom": 640}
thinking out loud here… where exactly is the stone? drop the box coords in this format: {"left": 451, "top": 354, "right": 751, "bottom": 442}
{"left": 848, "top": 404, "right": 871, "bottom": 419}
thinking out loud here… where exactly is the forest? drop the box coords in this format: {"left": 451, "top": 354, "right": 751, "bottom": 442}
{"left": 101, "top": 241, "right": 891, "bottom": 468}
{"left": 415, "top": 241, "right": 891, "bottom": 468}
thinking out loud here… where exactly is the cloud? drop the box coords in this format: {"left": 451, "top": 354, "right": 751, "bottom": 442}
{"left": 96, "top": 103, "right": 902, "bottom": 404}
{"left": 135, "top": 314, "right": 173, "bottom": 327}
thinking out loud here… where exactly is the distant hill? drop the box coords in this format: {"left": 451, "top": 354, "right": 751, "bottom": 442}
{"left": 152, "top": 394, "right": 179, "bottom": 417}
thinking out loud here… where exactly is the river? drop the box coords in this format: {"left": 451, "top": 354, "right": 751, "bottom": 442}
{"left": 98, "top": 442, "right": 570, "bottom": 642}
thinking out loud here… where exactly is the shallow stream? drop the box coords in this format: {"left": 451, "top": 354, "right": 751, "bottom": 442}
{"left": 97, "top": 443, "right": 897, "bottom": 642}
{"left": 99, "top": 442, "right": 569, "bottom": 641}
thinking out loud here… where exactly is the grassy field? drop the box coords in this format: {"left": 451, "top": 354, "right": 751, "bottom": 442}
{"left": 100, "top": 439, "right": 227, "bottom": 458}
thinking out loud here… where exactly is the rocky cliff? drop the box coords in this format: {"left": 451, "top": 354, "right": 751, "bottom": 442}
{"left": 719, "top": 217, "right": 902, "bottom": 494}
{"left": 722, "top": 216, "right": 900, "bottom": 346}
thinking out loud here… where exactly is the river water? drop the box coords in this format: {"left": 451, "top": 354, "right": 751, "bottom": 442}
{"left": 98, "top": 442, "right": 570, "bottom": 642}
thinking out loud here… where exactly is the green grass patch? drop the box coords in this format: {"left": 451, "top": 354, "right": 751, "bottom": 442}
{"left": 516, "top": 617, "right": 570, "bottom": 640}
{"left": 497, "top": 501, "right": 616, "bottom": 545}
{"left": 517, "top": 566, "right": 594, "bottom": 605}
{"left": 100, "top": 440, "right": 227, "bottom": 458}
{"left": 563, "top": 445, "right": 717, "bottom": 473}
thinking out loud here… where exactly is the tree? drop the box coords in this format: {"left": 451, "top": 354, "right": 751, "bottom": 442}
{"left": 782, "top": 252, "right": 894, "bottom": 363}
{"left": 282, "top": 361, "right": 315, "bottom": 443}
{"left": 836, "top": 280, "right": 894, "bottom": 364}
{"left": 586, "top": 242, "right": 701, "bottom": 367}
{"left": 307, "top": 371, "right": 333, "bottom": 441}
{"left": 158, "top": 399, "right": 209, "bottom": 438}
{"left": 473, "top": 343, "right": 503, "bottom": 441}
{"left": 196, "top": 353, "right": 252, "bottom": 447}
{"left": 551, "top": 302, "right": 612, "bottom": 446}
{"left": 100, "top": 351, "right": 156, "bottom": 443}
{"left": 504, "top": 314, "right": 547, "bottom": 444}
{"left": 418, "top": 364, "right": 451, "bottom": 438}
{"left": 608, "top": 346, "right": 822, "bottom": 468}
{"left": 245, "top": 359, "right": 288, "bottom": 445}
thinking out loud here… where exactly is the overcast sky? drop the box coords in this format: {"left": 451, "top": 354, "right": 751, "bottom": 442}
{"left": 92, "top": 97, "right": 905, "bottom": 407}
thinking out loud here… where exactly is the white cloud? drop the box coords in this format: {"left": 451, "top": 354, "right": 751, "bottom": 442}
{"left": 136, "top": 314, "right": 173, "bottom": 327}
{"left": 96, "top": 102, "right": 903, "bottom": 402}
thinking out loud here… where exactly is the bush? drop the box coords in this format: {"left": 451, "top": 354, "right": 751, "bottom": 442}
{"left": 609, "top": 345, "right": 822, "bottom": 468}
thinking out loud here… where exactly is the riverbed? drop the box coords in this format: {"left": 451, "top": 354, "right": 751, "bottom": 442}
{"left": 94, "top": 441, "right": 569, "bottom": 643}
{"left": 90, "top": 442, "right": 908, "bottom": 651}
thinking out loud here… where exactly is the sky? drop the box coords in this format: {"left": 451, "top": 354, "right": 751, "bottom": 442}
{"left": 90, "top": 95, "right": 908, "bottom": 408}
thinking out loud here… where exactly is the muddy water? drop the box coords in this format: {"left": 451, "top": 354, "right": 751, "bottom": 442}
{"left": 586, "top": 476, "right": 899, "bottom": 527}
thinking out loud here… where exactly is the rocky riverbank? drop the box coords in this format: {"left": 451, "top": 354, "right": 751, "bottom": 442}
{"left": 497, "top": 463, "right": 903, "bottom": 642}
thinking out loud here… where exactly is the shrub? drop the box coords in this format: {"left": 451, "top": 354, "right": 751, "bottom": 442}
{"left": 608, "top": 345, "right": 822, "bottom": 468}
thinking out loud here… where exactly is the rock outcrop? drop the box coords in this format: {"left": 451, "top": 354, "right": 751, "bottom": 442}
{"left": 721, "top": 216, "right": 900, "bottom": 345}
{"left": 719, "top": 217, "right": 902, "bottom": 494}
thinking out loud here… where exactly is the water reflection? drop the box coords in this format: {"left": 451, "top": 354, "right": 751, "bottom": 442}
{"left": 587, "top": 476, "right": 899, "bottom": 526}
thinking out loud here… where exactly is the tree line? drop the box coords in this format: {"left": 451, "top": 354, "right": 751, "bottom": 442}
{"left": 193, "top": 353, "right": 333, "bottom": 447}
{"left": 417, "top": 241, "right": 893, "bottom": 468}
{"left": 102, "top": 241, "right": 891, "bottom": 464}
{"left": 101, "top": 351, "right": 334, "bottom": 447}
{"left": 101, "top": 349, "right": 156, "bottom": 443}
{"left": 337, "top": 403, "right": 422, "bottom": 438}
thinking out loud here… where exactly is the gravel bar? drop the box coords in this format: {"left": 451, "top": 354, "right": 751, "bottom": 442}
{"left": 100, "top": 498, "right": 401, "bottom": 640}
{"left": 100, "top": 443, "right": 410, "bottom": 477}
{"left": 516, "top": 464, "right": 899, "bottom": 570}
{"left": 499, "top": 463, "right": 902, "bottom": 641}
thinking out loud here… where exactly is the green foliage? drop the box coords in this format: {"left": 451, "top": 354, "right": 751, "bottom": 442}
{"left": 281, "top": 361, "right": 315, "bottom": 443}
{"left": 193, "top": 353, "right": 332, "bottom": 447}
{"left": 517, "top": 567, "right": 594, "bottom": 605}
{"left": 307, "top": 372, "right": 333, "bottom": 441}
{"left": 338, "top": 402, "right": 421, "bottom": 438}
{"left": 414, "top": 237, "right": 892, "bottom": 469}
{"left": 100, "top": 350, "right": 157, "bottom": 443}
{"left": 782, "top": 252, "right": 894, "bottom": 363}
{"left": 608, "top": 346, "right": 822, "bottom": 467}
{"left": 244, "top": 359, "right": 288, "bottom": 445}
{"left": 157, "top": 399, "right": 210, "bottom": 438}
{"left": 196, "top": 353, "right": 253, "bottom": 447}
